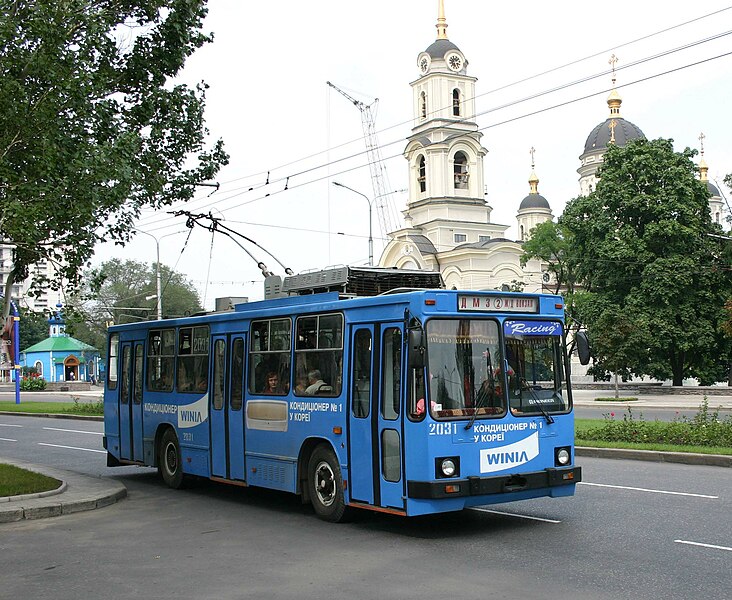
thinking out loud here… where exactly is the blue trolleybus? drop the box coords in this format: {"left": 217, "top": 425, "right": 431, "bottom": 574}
{"left": 103, "top": 277, "right": 582, "bottom": 521}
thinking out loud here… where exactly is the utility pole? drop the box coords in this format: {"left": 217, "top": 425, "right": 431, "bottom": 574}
{"left": 132, "top": 229, "right": 187, "bottom": 321}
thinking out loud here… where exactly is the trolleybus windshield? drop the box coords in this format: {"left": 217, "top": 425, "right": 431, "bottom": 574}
{"left": 426, "top": 319, "right": 506, "bottom": 419}
{"left": 503, "top": 320, "right": 569, "bottom": 415}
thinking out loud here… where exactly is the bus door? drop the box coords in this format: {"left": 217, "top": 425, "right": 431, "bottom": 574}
{"left": 119, "top": 341, "right": 144, "bottom": 462}
{"left": 376, "top": 324, "right": 406, "bottom": 510}
{"left": 347, "top": 325, "right": 375, "bottom": 504}
{"left": 209, "top": 334, "right": 247, "bottom": 480}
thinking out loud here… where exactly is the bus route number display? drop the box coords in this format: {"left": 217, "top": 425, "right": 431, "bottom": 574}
{"left": 458, "top": 295, "right": 538, "bottom": 313}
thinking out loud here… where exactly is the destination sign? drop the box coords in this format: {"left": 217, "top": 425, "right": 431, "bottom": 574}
{"left": 458, "top": 295, "right": 538, "bottom": 313}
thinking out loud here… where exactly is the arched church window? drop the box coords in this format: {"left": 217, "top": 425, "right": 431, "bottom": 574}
{"left": 452, "top": 89, "right": 460, "bottom": 116}
{"left": 454, "top": 151, "right": 469, "bottom": 190}
{"left": 520, "top": 225, "right": 525, "bottom": 241}
{"left": 417, "top": 156, "right": 426, "bottom": 193}
{"left": 420, "top": 92, "right": 427, "bottom": 119}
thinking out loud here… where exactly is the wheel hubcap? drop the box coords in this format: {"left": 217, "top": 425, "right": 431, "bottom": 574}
{"left": 314, "top": 461, "right": 336, "bottom": 507}
{"left": 165, "top": 442, "right": 177, "bottom": 474}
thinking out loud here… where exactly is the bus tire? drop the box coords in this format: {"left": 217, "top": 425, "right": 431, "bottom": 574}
{"left": 159, "top": 429, "right": 184, "bottom": 489}
{"left": 308, "top": 445, "right": 349, "bottom": 523}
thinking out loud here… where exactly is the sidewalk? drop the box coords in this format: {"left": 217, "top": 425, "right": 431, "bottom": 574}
{"left": 0, "top": 458, "right": 126, "bottom": 523}
{"left": 571, "top": 388, "right": 732, "bottom": 410}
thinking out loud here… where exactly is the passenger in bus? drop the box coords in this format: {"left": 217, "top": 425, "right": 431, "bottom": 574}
{"left": 305, "top": 370, "right": 328, "bottom": 395}
{"left": 294, "top": 376, "right": 308, "bottom": 394}
{"left": 261, "top": 371, "right": 284, "bottom": 395}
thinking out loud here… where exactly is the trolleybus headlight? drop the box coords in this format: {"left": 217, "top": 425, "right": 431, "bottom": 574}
{"left": 441, "top": 459, "right": 456, "bottom": 477}
{"left": 555, "top": 447, "right": 571, "bottom": 466}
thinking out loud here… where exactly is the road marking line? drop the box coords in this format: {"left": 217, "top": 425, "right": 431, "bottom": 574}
{"left": 0, "top": 423, "right": 23, "bottom": 427}
{"left": 43, "top": 427, "right": 103, "bottom": 436}
{"left": 675, "top": 540, "right": 732, "bottom": 552}
{"left": 0, "top": 437, "right": 17, "bottom": 442}
{"left": 469, "top": 507, "right": 561, "bottom": 523}
{"left": 38, "top": 442, "right": 105, "bottom": 454}
{"left": 579, "top": 482, "right": 718, "bottom": 499}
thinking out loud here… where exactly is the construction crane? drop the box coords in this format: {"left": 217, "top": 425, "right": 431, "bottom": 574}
{"left": 326, "top": 81, "right": 401, "bottom": 238}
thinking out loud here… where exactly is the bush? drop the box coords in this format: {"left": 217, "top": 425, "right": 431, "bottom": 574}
{"left": 20, "top": 376, "right": 47, "bottom": 391}
{"left": 63, "top": 396, "right": 103, "bottom": 416}
{"left": 582, "top": 399, "right": 732, "bottom": 448}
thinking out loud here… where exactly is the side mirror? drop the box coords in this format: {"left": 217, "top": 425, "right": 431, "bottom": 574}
{"left": 408, "top": 327, "right": 425, "bottom": 370}
{"left": 575, "top": 331, "right": 591, "bottom": 366}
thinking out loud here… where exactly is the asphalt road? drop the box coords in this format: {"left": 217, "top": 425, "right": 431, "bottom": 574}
{"left": 1, "top": 415, "right": 731, "bottom": 600}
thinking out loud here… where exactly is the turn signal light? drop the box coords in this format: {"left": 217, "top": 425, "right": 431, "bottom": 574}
{"left": 425, "top": 299, "right": 436, "bottom": 305}
{"left": 444, "top": 484, "right": 461, "bottom": 494}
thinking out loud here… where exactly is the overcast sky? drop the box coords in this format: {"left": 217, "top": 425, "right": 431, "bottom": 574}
{"left": 93, "top": 0, "right": 732, "bottom": 309}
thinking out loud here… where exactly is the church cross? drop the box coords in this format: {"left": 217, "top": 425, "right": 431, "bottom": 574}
{"left": 608, "top": 54, "right": 619, "bottom": 86}
{"left": 698, "top": 132, "right": 706, "bottom": 156}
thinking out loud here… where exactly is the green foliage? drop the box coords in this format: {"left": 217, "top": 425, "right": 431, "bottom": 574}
{"left": 64, "top": 396, "right": 103, "bottom": 416}
{"left": 65, "top": 258, "right": 203, "bottom": 355}
{"left": 20, "top": 376, "right": 47, "bottom": 391}
{"left": 18, "top": 308, "right": 49, "bottom": 350}
{"left": 561, "top": 139, "right": 732, "bottom": 385}
{"left": 521, "top": 220, "right": 587, "bottom": 370}
{"left": 0, "top": 0, "right": 228, "bottom": 318}
{"left": 580, "top": 399, "right": 732, "bottom": 448}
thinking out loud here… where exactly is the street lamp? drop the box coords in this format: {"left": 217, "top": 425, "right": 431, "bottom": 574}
{"left": 332, "top": 182, "right": 373, "bottom": 266}
{"left": 132, "top": 229, "right": 187, "bottom": 321}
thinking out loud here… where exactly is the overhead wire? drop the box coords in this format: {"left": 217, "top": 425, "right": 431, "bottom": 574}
{"left": 133, "top": 27, "right": 732, "bottom": 235}
{"left": 131, "top": 6, "right": 732, "bottom": 229}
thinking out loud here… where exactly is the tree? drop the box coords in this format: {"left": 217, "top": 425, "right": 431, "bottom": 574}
{"left": 0, "top": 1, "right": 228, "bottom": 319}
{"left": 18, "top": 307, "right": 50, "bottom": 351}
{"left": 561, "top": 138, "right": 731, "bottom": 386}
{"left": 66, "top": 259, "right": 203, "bottom": 355}
{"left": 521, "top": 220, "right": 586, "bottom": 366}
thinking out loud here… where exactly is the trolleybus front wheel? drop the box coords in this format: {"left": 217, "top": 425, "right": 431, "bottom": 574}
{"left": 308, "top": 445, "right": 350, "bottom": 522}
{"left": 159, "top": 429, "right": 184, "bottom": 489}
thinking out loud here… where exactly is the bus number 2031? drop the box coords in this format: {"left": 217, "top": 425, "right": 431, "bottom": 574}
{"left": 429, "top": 423, "right": 457, "bottom": 436}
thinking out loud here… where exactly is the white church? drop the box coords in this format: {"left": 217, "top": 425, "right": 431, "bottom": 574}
{"left": 376, "top": 1, "right": 725, "bottom": 289}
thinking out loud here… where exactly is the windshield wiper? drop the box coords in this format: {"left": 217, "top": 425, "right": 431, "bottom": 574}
{"left": 519, "top": 376, "right": 554, "bottom": 425}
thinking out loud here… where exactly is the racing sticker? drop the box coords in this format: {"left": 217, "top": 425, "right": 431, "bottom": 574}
{"left": 479, "top": 431, "right": 539, "bottom": 473}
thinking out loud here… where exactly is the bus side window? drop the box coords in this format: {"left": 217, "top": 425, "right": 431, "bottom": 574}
{"left": 294, "top": 313, "right": 343, "bottom": 398}
{"left": 177, "top": 326, "right": 209, "bottom": 393}
{"left": 351, "top": 329, "right": 371, "bottom": 418}
{"left": 382, "top": 328, "right": 402, "bottom": 420}
{"left": 231, "top": 338, "right": 244, "bottom": 410}
{"left": 249, "top": 318, "right": 291, "bottom": 396}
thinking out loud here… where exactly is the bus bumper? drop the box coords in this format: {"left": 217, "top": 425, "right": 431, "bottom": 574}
{"left": 407, "top": 466, "right": 581, "bottom": 499}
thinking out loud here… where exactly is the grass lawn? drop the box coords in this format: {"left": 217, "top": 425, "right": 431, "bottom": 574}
{"left": 0, "top": 400, "right": 103, "bottom": 416}
{"left": 0, "top": 463, "right": 62, "bottom": 497}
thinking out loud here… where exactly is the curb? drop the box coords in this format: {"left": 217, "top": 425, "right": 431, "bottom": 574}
{"left": 0, "top": 459, "right": 127, "bottom": 523}
{"left": 576, "top": 446, "right": 732, "bottom": 467}
{"left": 0, "top": 411, "right": 102, "bottom": 421}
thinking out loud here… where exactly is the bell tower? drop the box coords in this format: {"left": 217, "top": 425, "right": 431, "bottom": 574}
{"left": 401, "top": 0, "right": 493, "bottom": 251}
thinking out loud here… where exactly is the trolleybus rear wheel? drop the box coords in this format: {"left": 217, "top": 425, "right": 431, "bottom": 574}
{"left": 308, "top": 445, "right": 349, "bottom": 522}
{"left": 159, "top": 429, "right": 184, "bottom": 489}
